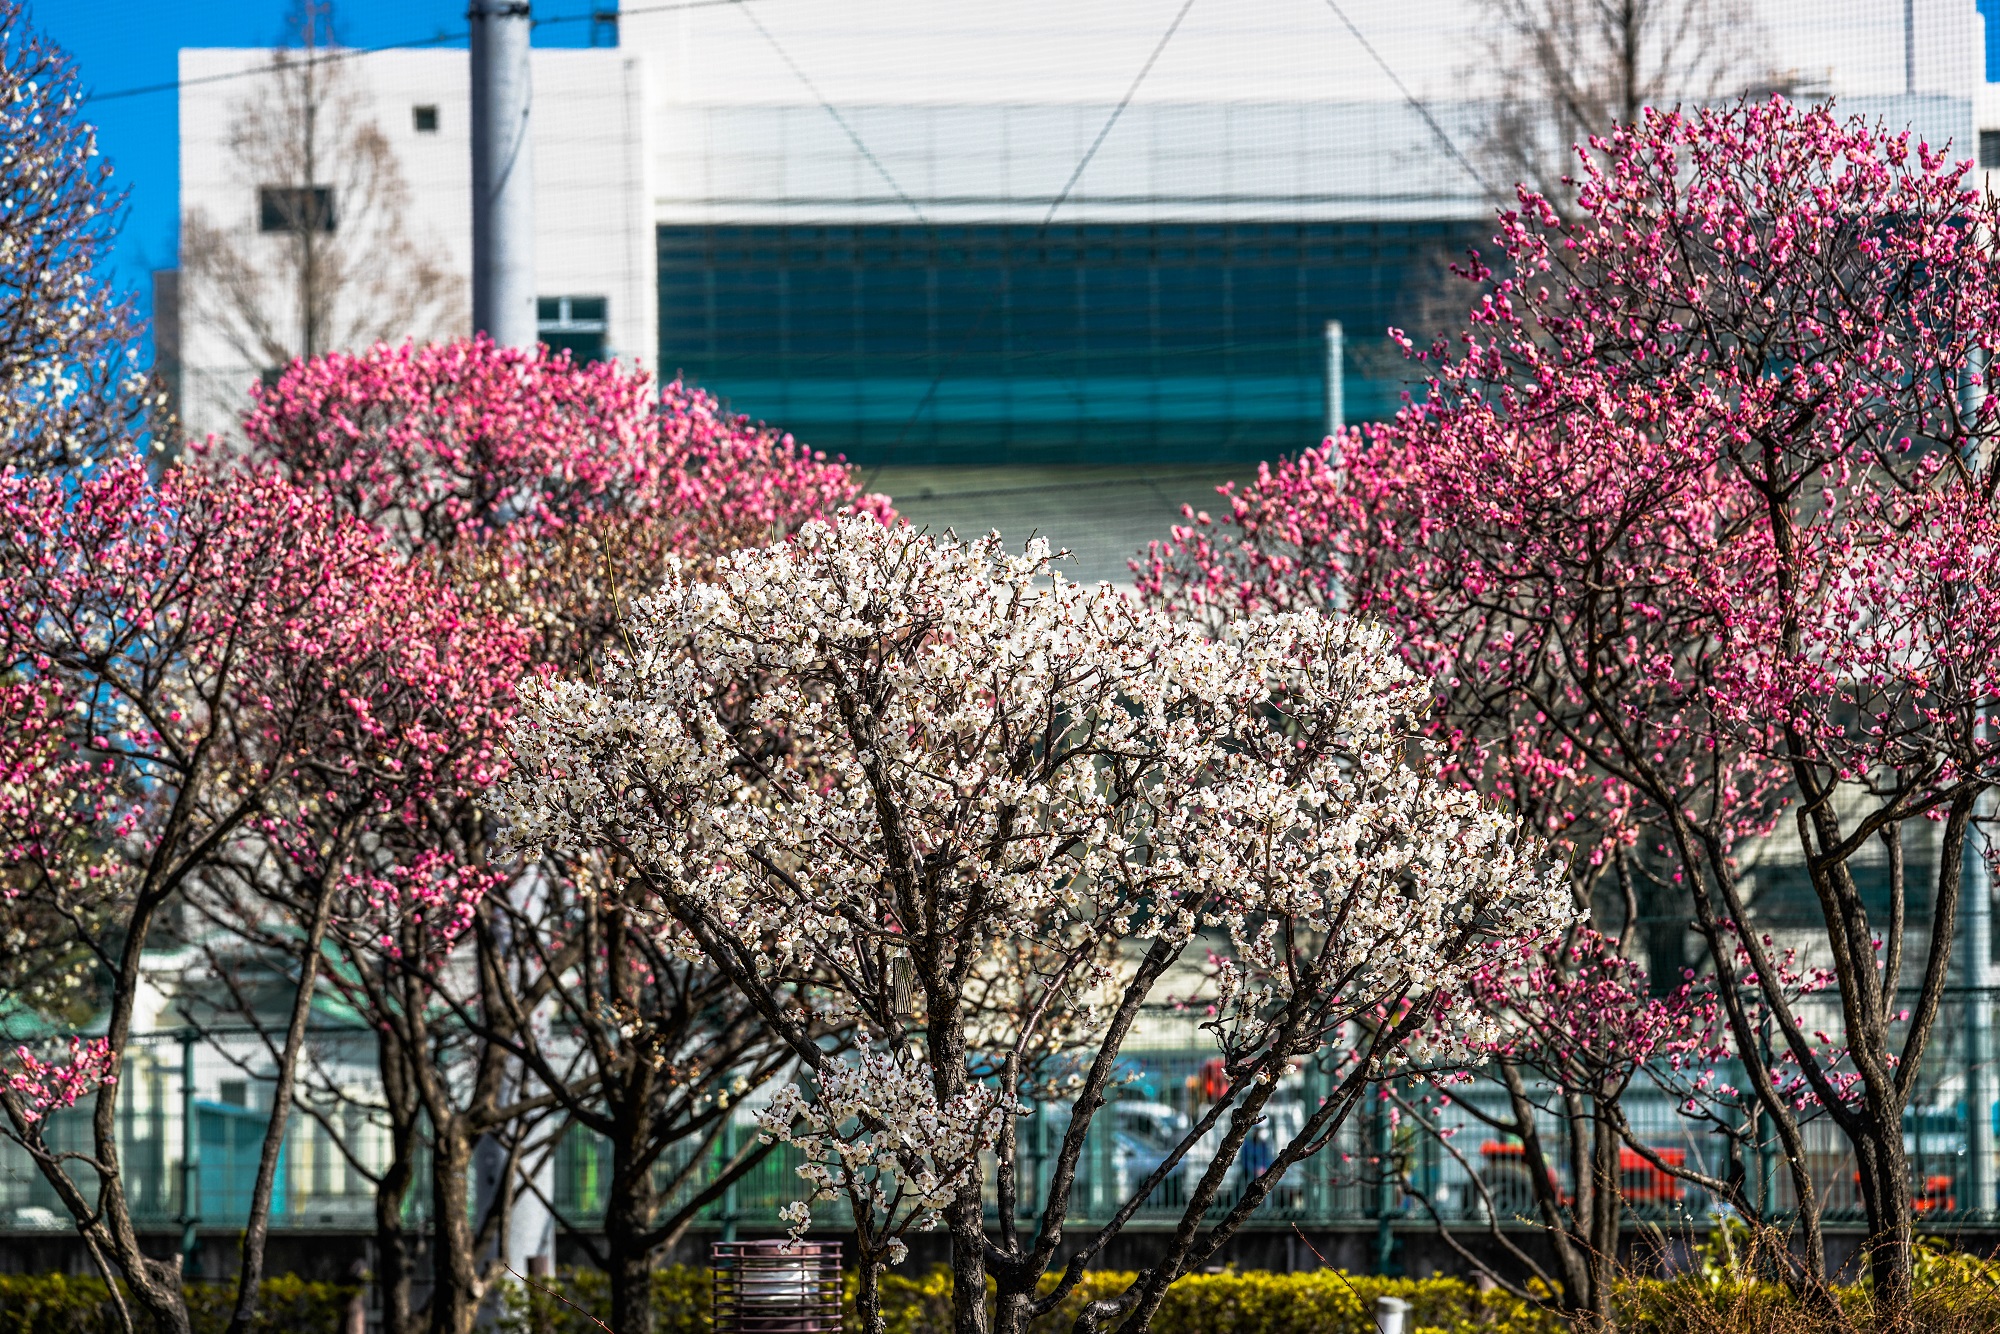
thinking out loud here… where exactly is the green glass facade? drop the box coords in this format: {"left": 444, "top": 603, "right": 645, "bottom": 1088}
{"left": 656, "top": 220, "right": 1487, "bottom": 466}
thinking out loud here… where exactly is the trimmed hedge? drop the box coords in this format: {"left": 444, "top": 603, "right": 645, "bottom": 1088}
{"left": 498, "top": 1266, "right": 1560, "bottom": 1334}
{"left": 12, "top": 1259, "right": 1998, "bottom": 1334}
{"left": 0, "top": 1275, "right": 356, "bottom": 1334}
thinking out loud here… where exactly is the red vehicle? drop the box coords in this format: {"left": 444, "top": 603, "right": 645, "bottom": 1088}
{"left": 1479, "top": 1139, "right": 1688, "bottom": 1209}
{"left": 1851, "top": 1170, "right": 1957, "bottom": 1214}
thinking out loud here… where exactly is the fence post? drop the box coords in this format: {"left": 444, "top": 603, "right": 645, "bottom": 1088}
{"left": 177, "top": 1028, "right": 199, "bottom": 1273}
{"left": 1304, "top": 1056, "right": 1330, "bottom": 1219}
{"left": 1373, "top": 1081, "right": 1396, "bottom": 1275}
{"left": 721, "top": 1107, "right": 740, "bottom": 1243}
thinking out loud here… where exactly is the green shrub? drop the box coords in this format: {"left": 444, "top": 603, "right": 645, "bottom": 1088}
{"left": 0, "top": 1275, "right": 356, "bottom": 1334}
{"left": 497, "top": 1265, "right": 1559, "bottom": 1334}
{"left": 14, "top": 1256, "right": 1996, "bottom": 1334}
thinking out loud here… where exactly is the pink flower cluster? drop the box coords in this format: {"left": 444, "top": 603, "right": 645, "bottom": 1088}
{"left": 1141, "top": 103, "right": 1999, "bottom": 1223}
{"left": 235, "top": 337, "right": 889, "bottom": 561}
{"left": 5, "top": 1037, "right": 116, "bottom": 1124}
{"left": 348, "top": 849, "right": 509, "bottom": 959}
{"left": 1466, "top": 929, "right": 1725, "bottom": 1086}
{"left": 1142, "top": 99, "right": 2000, "bottom": 871}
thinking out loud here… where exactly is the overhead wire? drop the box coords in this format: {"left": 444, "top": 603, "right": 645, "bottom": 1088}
{"left": 735, "top": 2, "right": 931, "bottom": 227}
{"left": 80, "top": 0, "right": 762, "bottom": 104}
{"left": 856, "top": 0, "right": 1201, "bottom": 493}
{"left": 1318, "top": 0, "right": 1505, "bottom": 204}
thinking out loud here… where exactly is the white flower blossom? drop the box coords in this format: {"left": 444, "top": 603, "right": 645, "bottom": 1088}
{"left": 491, "top": 516, "right": 1574, "bottom": 1248}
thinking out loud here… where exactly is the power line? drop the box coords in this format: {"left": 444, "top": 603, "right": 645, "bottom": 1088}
{"left": 83, "top": 31, "right": 459, "bottom": 104}
{"left": 858, "top": 0, "right": 1200, "bottom": 492}
{"left": 735, "top": 2, "right": 929, "bottom": 227}
{"left": 1318, "top": 0, "right": 1503, "bottom": 204}
{"left": 80, "top": 0, "right": 761, "bottom": 105}
{"left": 1042, "top": 0, "right": 1197, "bottom": 229}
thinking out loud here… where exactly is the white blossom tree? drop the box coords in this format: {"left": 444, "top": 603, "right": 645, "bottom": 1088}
{"left": 0, "top": 0, "right": 146, "bottom": 471}
{"left": 494, "top": 517, "right": 1574, "bottom": 1334}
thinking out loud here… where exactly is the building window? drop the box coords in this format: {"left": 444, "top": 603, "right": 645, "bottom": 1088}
{"left": 537, "top": 295, "right": 609, "bottom": 364}
{"left": 413, "top": 104, "right": 439, "bottom": 133}
{"left": 258, "top": 185, "right": 336, "bottom": 234}
{"left": 217, "top": 1080, "right": 248, "bottom": 1107}
{"left": 1982, "top": 130, "right": 2000, "bottom": 168}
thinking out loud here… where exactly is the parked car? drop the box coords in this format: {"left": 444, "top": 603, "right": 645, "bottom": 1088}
{"left": 1112, "top": 1100, "right": 1190, "bottom": 1207}
{"left": 1474, "top": 1139, "right": 1686, "bottom": 1219}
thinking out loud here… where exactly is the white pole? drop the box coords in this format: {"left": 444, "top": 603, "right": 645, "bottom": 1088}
{"left": 1966, "top": 332, "right": 1996, "bottom": 1219}
{"left": 1323, "top": 319, "right": 1349, "bottom": 614}
{"left": 1968, "top": 770, "right": 1996, "bottom": 1217}
{"left": 471, "top": 0, "right": 536, "bottom": 347}
{"left": 1324, "top": 319, "right": 1345, "bottom": 440}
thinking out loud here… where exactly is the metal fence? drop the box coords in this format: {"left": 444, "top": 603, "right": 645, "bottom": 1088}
{"left": 6, "top": 996, "right": 1999, "bottom": 1237}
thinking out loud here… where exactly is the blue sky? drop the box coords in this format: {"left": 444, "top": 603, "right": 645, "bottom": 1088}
{"left": 36, "top": 0, "right": 611, "bottom": 329}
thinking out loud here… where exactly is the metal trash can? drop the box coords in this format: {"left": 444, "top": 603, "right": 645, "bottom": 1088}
{"left": 1373, "top": 1295, "right": 1410, "bottom": 1334}
{"left": 711, "top": 1240, "right": 842, "bottom": 1334}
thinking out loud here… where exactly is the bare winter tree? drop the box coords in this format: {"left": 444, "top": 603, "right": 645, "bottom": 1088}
{"left": 1474, "top": 0, "right": 1758, "bottom": 206}
{"left": 180, "top": 2, "right": 461, "bottom": 399}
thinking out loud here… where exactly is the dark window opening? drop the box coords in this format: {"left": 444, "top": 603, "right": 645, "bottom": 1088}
{"left": 217, "top": 1080, "right": 248, "bottom": 1107}
{"left": 413, "top": 104, "right": 439, "bottom": 133}
{"left": 538, "top": 294, "right": 609, "bottom": 364}
{"left": 258, "top": 185, "right": 335, "bottom": 234}
{"left": 1982, "top": 130, "right": 2000, "bottom": 168}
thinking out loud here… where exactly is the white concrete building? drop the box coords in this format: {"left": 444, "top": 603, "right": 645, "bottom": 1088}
{"left": 176, "top": 46, "right": 654, "bottom": 441}
{"left": 173, "top": 1, "right": 1988, "bottom": 447}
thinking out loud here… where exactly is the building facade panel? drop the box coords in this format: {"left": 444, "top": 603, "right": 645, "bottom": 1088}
{"left": 657, "top": 219, "right": 1487, "bottom": 465}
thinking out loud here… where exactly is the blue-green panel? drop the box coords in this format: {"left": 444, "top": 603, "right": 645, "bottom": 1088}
{"left": 657, "top": 221, "right": 1489, "bottom": 466}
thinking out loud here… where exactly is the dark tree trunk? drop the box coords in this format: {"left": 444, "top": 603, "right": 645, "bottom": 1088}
{"left": 603, "top": 1124, "right": 658, "bottom": 1334}
{"left": 1856, "top": 1127, "right": 1915, "bottom": 1323}
{"left": 854, "top": 1258, "right": 887, "bottom": 1334}
{"left": 373, "top": 1108, "right": 420, "bottom": 1334}
{"left": 425, "top": 1126, "right": 481, "bottom": 1334}
{"left": 1585, "top": 1108, "right": 1622, "bottom": 1329}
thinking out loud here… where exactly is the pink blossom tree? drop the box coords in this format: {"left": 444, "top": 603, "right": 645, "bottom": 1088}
{"left": 216, "top": 338, "right": 885, "bottom": 1334}
{"left": 1143, "top": 99, "right": 2000, "bottom": 1314}
{"left": 1390, "top": 929, "right": 1723, "bottom": 1327}
{"left": 0, "top": 458, "right": 527, "bottom": 1334}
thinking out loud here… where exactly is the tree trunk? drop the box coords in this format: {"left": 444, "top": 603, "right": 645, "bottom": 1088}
{"left": 854, "top": 1257, "right": 887, "bottom": 1334}
{"left": 373, "top": 1113, "right": 419, "bottom": 1334}
{"left": 603, "top": 1145, "right": 657, "bottom": 1334}
{"left": 991, "top": 1290, "right": 1034, "bottom": 1334}
{"left": 125, "top": 1257, "right": 194, "bottom": 1334}
{"left": 426, "top": 1125, "right": 482, "bottom": 1334}
{"left": 228, "top": 867, "right": 343, "bottom": 1334}
{"left": 945, "top": 1166, "right": 989, "bottom": 1334}
{"left": 1585, "top": 1108, "right": 1622, "bottom": 1330}
{"left": 90, "top": 895, "right": 195, "bottom": 1334}
{"left": 373, "top": 1027, "right": 423, "bottom": 1334}
{"left": 1857, "top": 1127, "right": 1915, "bottom": 1325}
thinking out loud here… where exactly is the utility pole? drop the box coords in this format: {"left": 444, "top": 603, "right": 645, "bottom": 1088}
{"left": 1965, "top": 342, "right": 1996, "bottom": 1220}
{"left": 1324, "top": 319, "right": 1348, "bottom": 615}
{"left": 1904, "top": 0, "right": 1916, "bottom": 96}
{"left": 470, "top": 0, "right": 536, "bottom": 347}
{"left": 1967, "top": 785, "right": 1995, "bottom": 1219}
